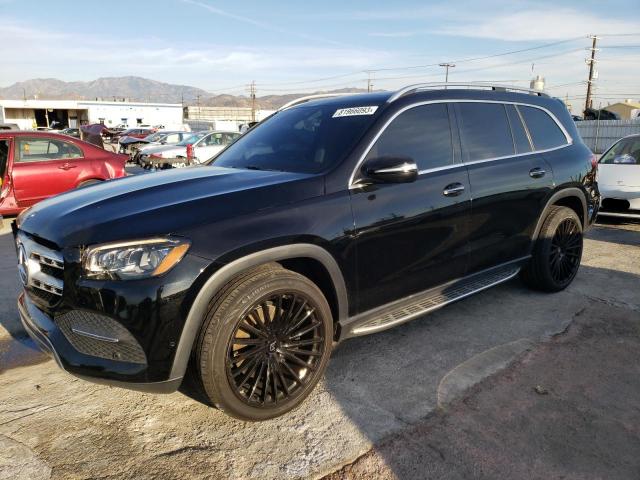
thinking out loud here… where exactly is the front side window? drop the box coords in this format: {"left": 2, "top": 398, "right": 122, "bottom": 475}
{"left": 213, "top": 103, "right": 379, "bottom": 173}
{"left": 16, "top": 138, "right": 83, "bottom": 162}
{"left": 518, "top": 105, "right": 567, "bottom": 151}
{"left": 456, "top": 103, "right": 515, "bottom": 161}
{"left": 599, "top": 136, "right": 640, "bottom": 165}
{"left": 364, "top": 103, "right": 453, "bottom": 171}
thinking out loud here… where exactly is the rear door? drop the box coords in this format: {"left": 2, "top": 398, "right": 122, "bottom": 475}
{"left": 456, "top": 102, "right": 555, "bottom": 273}
{"left": 12, "top": 137, "right": 86, "bottom": 206}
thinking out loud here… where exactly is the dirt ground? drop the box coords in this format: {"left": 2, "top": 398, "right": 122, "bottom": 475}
{"left": 0, "top": 219, "right": 638, "bottom": 480}
{"left": 325, "top": 299, "right": 640, "bottom": 480}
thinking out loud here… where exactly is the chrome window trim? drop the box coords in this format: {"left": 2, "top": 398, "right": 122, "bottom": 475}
{"left": 348, "top": 99, "right": 573, "bottom": 189}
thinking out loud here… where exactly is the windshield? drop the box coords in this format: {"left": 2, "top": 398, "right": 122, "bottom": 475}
{"left": 600, "top": 137, "right": 640, "bottom": 165}
{"left": 177, "top": 132, "right": 208, "bottom": 146}
{"left": 211, "top": 103, "right": 380, "bottom": 173}
{"left": 145, "top": 132, "right": 165, "bottom": 142}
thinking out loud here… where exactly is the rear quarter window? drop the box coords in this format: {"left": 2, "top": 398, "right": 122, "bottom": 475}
{"left": 518, "top": 105, "right": 567, "bottom": 151}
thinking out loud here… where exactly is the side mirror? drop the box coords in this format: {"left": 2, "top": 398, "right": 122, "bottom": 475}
{"left": 361, "top": 155, "right": 418, "bottom": 184}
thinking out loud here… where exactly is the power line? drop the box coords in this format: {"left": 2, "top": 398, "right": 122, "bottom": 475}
{"left": 258, "top": 36, "right": 584, "bottom": 88}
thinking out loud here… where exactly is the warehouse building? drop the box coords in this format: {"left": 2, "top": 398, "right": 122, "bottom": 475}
{"left": 0, "top": 99, "right": 184, "bottom": 130}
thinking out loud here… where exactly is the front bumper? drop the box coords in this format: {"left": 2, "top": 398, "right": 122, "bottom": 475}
{"left": 18, "top": 291, "right": 183, "bottom": 393}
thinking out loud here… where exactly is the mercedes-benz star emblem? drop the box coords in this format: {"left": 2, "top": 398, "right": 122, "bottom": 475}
{"left": 17, "top": 244, "right": 28, "bottom": 287}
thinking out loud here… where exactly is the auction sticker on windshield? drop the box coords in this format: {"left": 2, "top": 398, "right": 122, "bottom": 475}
{"left": 332, "top": 106, "right": 378, "bottom": 118}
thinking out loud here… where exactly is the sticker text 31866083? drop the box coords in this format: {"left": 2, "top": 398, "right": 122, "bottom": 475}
{"left": 332, "top": 106, "right": 379, "bottom": 118}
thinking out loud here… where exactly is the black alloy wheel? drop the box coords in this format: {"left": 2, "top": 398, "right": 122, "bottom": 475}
{"left": 549, "top": 218, "right": 583, "bottom": 283}
{"left": 520, "top": 205, "right": 584, "bottom": 292}
{"left": 190, "top": 264, "right": 333, "bottom": 421}
{"left": 226, "top": 293, "right": 325, "bottom": 407}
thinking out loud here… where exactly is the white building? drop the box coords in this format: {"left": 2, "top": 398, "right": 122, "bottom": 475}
{"left": 0, "top": 99, "right": 184, "bottom": 130}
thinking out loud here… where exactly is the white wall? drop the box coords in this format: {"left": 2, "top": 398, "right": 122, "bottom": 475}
{"left": 81, "top": 102, "right": 184, "bottom": 130}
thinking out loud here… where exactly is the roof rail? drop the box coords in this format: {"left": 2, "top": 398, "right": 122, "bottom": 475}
{"left": 387, "top": 82, "right": 549, "bottom": 103}
{"left": 278, "top": 93, "right": 360, "bottom": 111}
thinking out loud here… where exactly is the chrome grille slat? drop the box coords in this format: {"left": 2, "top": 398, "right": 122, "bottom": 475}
{"left": 16, "top": 233, "right": 64, "bottom": 302}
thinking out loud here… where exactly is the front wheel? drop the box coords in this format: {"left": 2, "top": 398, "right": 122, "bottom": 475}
{"left": 192, "top": 265, "right": 333, "bottom": 421}
{"left": 521, "top": 206, "right": 583, "bottom": 292}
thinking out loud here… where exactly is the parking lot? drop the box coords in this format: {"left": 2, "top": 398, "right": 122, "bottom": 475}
{"left": 1, "top": 217, "right": 638, "bottom": 479}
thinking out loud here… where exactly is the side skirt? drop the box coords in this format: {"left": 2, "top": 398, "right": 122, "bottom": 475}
{"left": 339, "top": 258, "right": 528, "bottom": 339}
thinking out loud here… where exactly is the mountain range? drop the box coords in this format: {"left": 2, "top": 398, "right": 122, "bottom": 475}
{"left": 0, "top": 76, "right": 366, "bottom": 110}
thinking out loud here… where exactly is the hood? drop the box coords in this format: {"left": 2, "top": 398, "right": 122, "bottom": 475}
{"left": 18, "top": 166, "right": 321, "bottom": 248}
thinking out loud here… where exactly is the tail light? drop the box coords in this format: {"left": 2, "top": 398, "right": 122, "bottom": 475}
{"left": 590, "top": 153, "right": 598, "bottom": 171}
{"left": 150, "top": 153, "right": 163, "bottom": 159}
{"left": 186, "top": 144, "right": 194, "bottom": 159}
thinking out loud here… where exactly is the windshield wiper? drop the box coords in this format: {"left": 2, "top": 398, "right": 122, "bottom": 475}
{"left": 243, "top": 165, "right": 285, "bottom": 172}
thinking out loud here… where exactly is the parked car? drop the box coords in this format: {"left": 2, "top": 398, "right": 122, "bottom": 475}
{"left": 597, "top": 134, "right": 640, "bottom": 219}
{"left": 59, "top": 128, "right": 80, "bottom": 138}
{"left": 0, "top": 131, "right": 127, "bottom": 215}
{"left": 139, "top": 130, "right": 239, "bottom": 167}
{"left": 120, "top": 131, "right": 190, "bottom": 156}
{"left": 583, "top": 108, "right": 620, "bottom": 121}
{"left": 14, "top": 85, "right": 598, "bottom": 421}
{"left": 112, "top": 127, "right": 156, "bottom": 144}
{"left": 129, "top": 131, "right": 193, "bottom": 162}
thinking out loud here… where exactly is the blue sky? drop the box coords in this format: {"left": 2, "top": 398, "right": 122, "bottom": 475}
{"left": 1, "top": 0, "right": 639, "bottom": 109}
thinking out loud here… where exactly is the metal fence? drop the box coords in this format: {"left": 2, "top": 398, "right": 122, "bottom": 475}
{"left": 575, "top": 119, "right": 640, "bottom": 154}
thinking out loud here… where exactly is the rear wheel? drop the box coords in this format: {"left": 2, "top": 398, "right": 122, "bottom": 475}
{"left": 521, "top": 206, "right": 583, "bottom": 292}
{"left": 192, "top": 265, "right": 333, "bottom": 421}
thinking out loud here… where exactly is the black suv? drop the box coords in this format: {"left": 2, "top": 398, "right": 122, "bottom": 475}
{"left": 15, "top": 85, "right": 599, "bottom": 421}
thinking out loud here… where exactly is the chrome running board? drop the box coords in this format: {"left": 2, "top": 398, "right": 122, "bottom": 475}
{"left": 341, "top": 261, "right": 524, "bottom": 338}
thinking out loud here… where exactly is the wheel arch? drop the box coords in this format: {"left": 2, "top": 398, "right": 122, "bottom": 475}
{"left": 532, "top": 187, "right": 587, "bottom": 242}
{"left": 169, "top": 243, "right": 348, "bottom": 380}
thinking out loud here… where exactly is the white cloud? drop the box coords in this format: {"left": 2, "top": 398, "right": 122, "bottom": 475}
{"left": 437, "top": 8, "right": 640, "bottom": 41}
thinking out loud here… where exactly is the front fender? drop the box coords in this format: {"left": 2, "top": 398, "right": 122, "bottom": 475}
{"left": 169, "top": 243, "right": 348, "bottom": 380}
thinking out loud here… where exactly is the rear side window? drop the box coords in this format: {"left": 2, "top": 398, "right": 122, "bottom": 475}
{"left": 506, "top": 105, "right": 532, "bottom": 154}
{"left": 366, "top": 103, "right": 453, "bottom": 171}
{"left": 16, "top": 138, "right": 83, "bottom": 162}
{"left": 456, "top": 103, "right": 514, "bottom": 161}
{"left": 518, "top": 106, "right": 567, "bottom": 150}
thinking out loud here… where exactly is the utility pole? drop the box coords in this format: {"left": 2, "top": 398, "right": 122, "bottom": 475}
{"left": 196, "top": 94, "right": 201, "bottom": 124}
{"left": 439, "top": 63, "right": 455, "bottom": 85}
{"left": 585, "top": 35, "right": 599, "bottom": 113}
{"left": 366, "top": 71, "right": 374, "bottom": 92}
{"left": 248, "top": 81, "right": 257, "bottom": 123}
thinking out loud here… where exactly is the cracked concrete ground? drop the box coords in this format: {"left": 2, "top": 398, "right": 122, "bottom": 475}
{"left": 0, "top": 219, "right": 638, "bottom": 479}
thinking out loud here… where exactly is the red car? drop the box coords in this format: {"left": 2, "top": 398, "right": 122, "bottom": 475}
{"left": 0, "top": 132, "right": 127, "bottom": 215}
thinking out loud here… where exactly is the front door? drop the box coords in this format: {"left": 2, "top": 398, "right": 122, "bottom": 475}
{"left": 350, "top": 103, "right": 471, "bottom": 313}
{"left": 12, "top": 137, "right": 86, "bottom": 206}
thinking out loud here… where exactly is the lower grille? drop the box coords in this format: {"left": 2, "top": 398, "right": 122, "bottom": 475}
{"left": 56, "top": 310, "right": 147, "bottom": 365}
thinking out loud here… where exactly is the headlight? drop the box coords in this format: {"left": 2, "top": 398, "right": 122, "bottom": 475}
{"left": 83, "top": 237, "right": 190, "bottom": 280}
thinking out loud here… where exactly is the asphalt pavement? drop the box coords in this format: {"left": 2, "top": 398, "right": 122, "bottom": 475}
{"left": 0, "top": 218, "right": 638, "bottom": 480}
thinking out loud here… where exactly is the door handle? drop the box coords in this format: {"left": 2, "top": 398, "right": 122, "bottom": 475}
{"left": 443, "top": 183, "right": 465, "bottom": 197}
{"left": 58, "top": 163, "right": 77, "bottom": 171}
{"left": 529, "top": 167, "right": 546, "bottom": 179}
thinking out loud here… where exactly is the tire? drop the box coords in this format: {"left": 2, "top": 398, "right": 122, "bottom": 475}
{"left": 521, "top": 206, "right": 583, "bottom": 292}
{"left": 191, "top": 265, "right": 333, "bottom": 421}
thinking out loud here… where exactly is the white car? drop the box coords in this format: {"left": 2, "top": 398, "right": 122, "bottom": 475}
{"left": 140, "top": 131, "right": 240, "bottom": 165}
{"left": 597, "top": 134, "right": 640, "bottom": 219}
